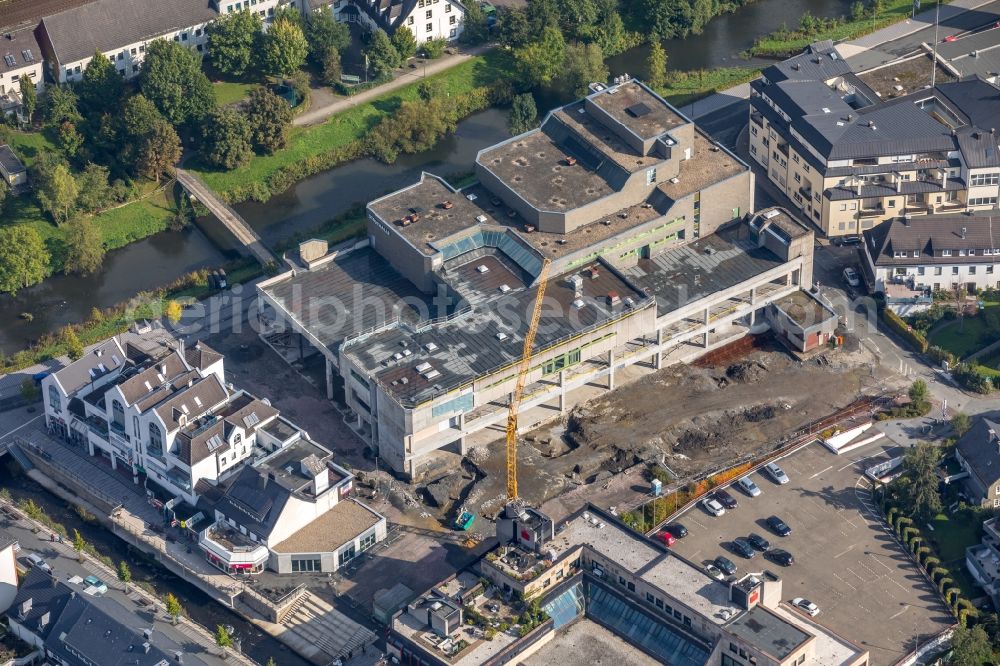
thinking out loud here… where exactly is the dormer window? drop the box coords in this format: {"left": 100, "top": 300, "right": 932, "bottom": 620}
{"left": 942, "top": 250, "right": 952, "bottom": 257}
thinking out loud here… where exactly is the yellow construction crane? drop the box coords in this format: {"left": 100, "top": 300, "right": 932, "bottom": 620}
{"left": 506, "top": 258, "right": 552, "bottom": 501}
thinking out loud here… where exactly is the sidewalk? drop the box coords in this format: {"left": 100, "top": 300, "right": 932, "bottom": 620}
{"left": 293, "top": 44, "right": 493, "bottom": 127}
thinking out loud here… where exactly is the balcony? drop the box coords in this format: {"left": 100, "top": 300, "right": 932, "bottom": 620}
{"left": 858, "top": 207, "right": 885, "bottom": 218}
{"left": 73, "top": 415, "right": 109, "bottom": 441}
{"left": 199, "top": 521, "right": 269, "bottom": 572}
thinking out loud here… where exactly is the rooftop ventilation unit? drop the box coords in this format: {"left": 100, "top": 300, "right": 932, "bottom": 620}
{"left": 475, "top": 214, "right": 488, "bottom": 224}
{"left": 499, "top": 284, "right": 511, "bottom": 293}
{"left": 572, "top": 298, "right": 585, "bottom": 309}
{"left": 763, "top": 209, "right": 780, "bottom": 219}
{"left": 440, "top": 201, "right": 454, "bottom": 209}
{"left": 393, "top": 352, "right": 404, "bottom": 361}
{"left": 425, "top": 342, "right": 438, "bottom": 352}
{"left": 625, "top": 102, "right": 651, "bottom": 118}
{"left": 476, "top": 264, "right": 490, "bottom": 273}
{"left": 669, "top": 177, "right": 680, "bottom": 184}
{"left": 496, "top": 332, "right": 508, "bottom": 341}
{"left": 399, "top": 377, "right": 409, "bottom": 385}
{"left": 402, "top": 349, "right": 412, "bottom": 357}
{"left": 423, "top": 369, "right": 442, "bottom": 380}
{"left": 466, "top": 192, "right": 477, "bottom": 201}
{"left": 415, "top": 362, "right": 433, "bottom": 373}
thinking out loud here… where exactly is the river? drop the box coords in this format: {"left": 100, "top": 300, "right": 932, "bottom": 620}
{"left": 0, "top": 0, "right": 858, "bottom": 350}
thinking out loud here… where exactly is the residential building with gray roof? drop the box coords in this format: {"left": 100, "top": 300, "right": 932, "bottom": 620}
{"left": 259, "top": 78, "right": 819, "bottom": 479}
{"left": 749, "top": 40, "right": 1000, "bottom": 238}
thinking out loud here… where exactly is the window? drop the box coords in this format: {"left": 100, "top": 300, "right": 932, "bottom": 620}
{"left": 804, "top": 164, "right": 810, "bottom": 173}
{"left": 130, "top": 48, "right": 137, "bottom": 55}
{"left": 542, "top": 348, "right": 581, "bottom": 375}
{"left": 626, "top": 581, "right": 635, "bottom": 592}
{"left": 970, "top": 266, "right": 977, "bottom": 275}
{"left": 65, "top": 69, "right": 72, "bottom": 79}
{"left": 112, "top": 400, "right": 125, "bottom": 429}
{"left": 148, "top": 423, "right": 163, "bottom": 457}
{"left": 970, "top": 196, "right": 998, "bottom": 206}
{"left": 426, "top": 9, "right": 432, "bottom": 17}
{"left": 840, "top": 204, "right": 847, "bottom": 211}
{"left": 618, "top": 576, "right": 626, "bottom": 585}
{"left": 942, "top": 250, "right": 952, "bottom": 257}
{"left": 751, "top": 125, "right": 758, "bottom": 136}
{"left": 971, "top": 173, "right": 999, "bottom": 187}
{"left": 408, "top": 15, "right": 414, "bottom": 24}
{"left": 655, "top": 598, "right": 663, "bottom": 609}
{"left": 139, "top": 45, "right": 145, "bottom": 52}
{"left": 448, "top": 12, "right": 455, "bottom": 22}
{"left": 339, "top": 544, "right": 357, "bottom": 566}
{"left": 646, "top": 592, "right": 654, "bottom": 603}
{"left": 888, "top": 200, "right": 896, "bottom": 208}
{"left": 426, "top": 22, "right": 432, "bottom": 31}
{"left": 988, "top": 266, "right": 995, "bottom": 274}
{"left": 48, "top": 385, "right": 61, "bottom": 413}
{"left": 196, "top": 28, "right": 202, "bottom": 36}
{"left": 935, "top": 266, "right": 943, "bottom": 276}
{"left": 445, "top": 2, "right": 452, "bottom": 10}
{"left": 918, "top": 266, "right": 925, "bottom": 276}
{"left": 912, "top": 250, "right": 919, "bottom": 258}
{"left": 359, "top": 531, "right": 377, "bottom": 552}
{"left": 953, "top": 266, "right": 960, "bottom": 275}
{"left": 960, "top": 249, "right": 967, "bottom": 256}
{"left": 74, "top": 65, "right": 81, "bottom": 73}
{"left": 291, "top": 558, "right": 321, "bottom": 572}
{"left": 792, "top": 153, "right": 799, "bottom": 163}
{"left": 794, "top": 173, "right": 801, "bottom": 183}
{"left": 181, "top": 33, "right": 188, "bottom": 41}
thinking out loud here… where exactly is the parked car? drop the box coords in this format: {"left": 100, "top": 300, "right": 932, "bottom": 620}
{"left": 766, "top": 515, "right": 792, "bottom": 536}
{"left": 714, "top": 556, "right": 738, "bottom": 576}
{"left": 736, "top": 476, "right": 761, "bottom": 497}
{"left": 747, "top": 533, "right": 770, "bottom": 551}
{"left": 705, "top": 564, "right": 725, "bottom": 580}
{"left": 712, "top": 488, "right": 738, "bottom": 510}
{"left": 765, "top": 548, "right": 795, "bottom": 566}
{"left": 656, "top": 530, "right": 677, "bottom": 547}
{"left": 665, "top": 523, "right": 688, "bottom": 538}
{"left": 83, "top": 575, "right": 108, "bottom": 594}
{"left": 25, "top": 553, "right": 51, "bottom": 573}
{"left": 843, "top": 267, "right": 861, "bottom": 287}
{"left": 730, "top": 538, "right": 756, "bottom": 559}
{"left": 764, "top": 462, "right": 790, "bottom": 485}
{"left": 792, "top": 598, "right": 819, "bottom": 616}
{"left": 836, "top": 235, "right": 862, "bottom": 246}
{"left": 701, "top": 498, "right": 726, "bottom": 517}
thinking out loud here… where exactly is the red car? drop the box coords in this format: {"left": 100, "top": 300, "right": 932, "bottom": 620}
{"left": 656, "top": 530, "right": 677, "bottom": 547}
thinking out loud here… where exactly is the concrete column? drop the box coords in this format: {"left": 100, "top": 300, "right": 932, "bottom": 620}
{"left": 607, "top": 350, "right": 615, "bottom": 391}
{"left": 558, "top": 370, "right": 567, "bottom": 412}
{"left": 325, "top": 357, "right": 334, "bottom": 401}
{"left": 87, "top": 438, "right": 95, "bottom": 457}
{"left": 704, "top": 307, "right": 711, "bottom": 326}
{"left": 653, "top": 329, "right": 664, "bottom": 369}
{"left": 750, "top": 286, "right": 757, "bottom": 305}
{"left": 703, "top": 332, "right": 710, "bottom": 348}
{"left": 109, "top": 449, "right": 117, "bottom": 470}
{"left": 459, "top": 414, "right": 468, "bottom": 455}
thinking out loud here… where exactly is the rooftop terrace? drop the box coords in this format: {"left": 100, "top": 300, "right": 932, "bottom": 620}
{"left": 553, "top": 101, "right": 657, "bottom": 174}
{"left": 772, "top": 290, "right": 835, "bottom": 329}
{"left": 254, "top": 437, "right": 336, "bottom": 492}
{"left": 726, "top": 605, "right": 811, "bottom": 661}
{"left": 639, "top": 555, "right": 744, "bottom": 626}
{"left": 550, "top": 509, "right": 663, "bottom": 572}
{"left": 657, "top": 130, "right": 748, "bottom": 202}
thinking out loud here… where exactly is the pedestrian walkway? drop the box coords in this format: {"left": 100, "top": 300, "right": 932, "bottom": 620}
{"left": 292, "top": 44, "right": 492, "bottom": 127}
{"left": 281, "top": 592, "right": 377, "bottom": 662}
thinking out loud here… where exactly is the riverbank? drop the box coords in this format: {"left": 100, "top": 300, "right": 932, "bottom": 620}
{"left": 655, "top": 66, "right": 763, "bottom": 107}
{"left": 749, "top": 0, "right": 947, "bottom": 56}
{"left": 190, "top": 50, "right": 511, "bottom": 205}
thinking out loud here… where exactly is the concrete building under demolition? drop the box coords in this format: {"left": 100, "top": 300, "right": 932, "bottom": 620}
{"left": 259, "top": 78, "right": 834, "bottom": 479}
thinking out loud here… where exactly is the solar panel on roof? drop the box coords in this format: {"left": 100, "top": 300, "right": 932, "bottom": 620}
{"left": 243, "top": 412, "right": 260, "bottom": 427}
{"left": 3, "top": 55, "right": 15, "bottom": 67}
{"left": 625, "top": 103, "right": 651, "bottom": 118}
{"left": 206, "top": 435, "right": 224, "bottom": 451}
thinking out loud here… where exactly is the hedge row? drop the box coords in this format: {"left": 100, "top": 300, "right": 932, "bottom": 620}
{"left": 880, "top": 307, "right": 929, "bottom": 352}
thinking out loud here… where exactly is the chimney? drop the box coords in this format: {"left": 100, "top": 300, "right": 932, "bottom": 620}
{"left": 143, "top": 642, "right": 151, "bottom": 654}
{"left": 38, "top": 611, "right": 50, "bottom": 629}
{"left": 896, "top": 179, "right": 902, "bottom": 193}
{"left": 19, "top": 598, "right": 32, "bottom": 618}
{"left": 962, "top": 227, "right": 967, "bottom": 239}
{"left": 174, "top": 651, "right": 184, "bottom": 663}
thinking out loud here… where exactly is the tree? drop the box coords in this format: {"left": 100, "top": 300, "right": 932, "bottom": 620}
{"left": 418, "top": 78, "right": 447, "bottom": 102}
{"left": 646, "top": 41, "right": 667, "bottom": 89}
{"left": 321, "top": 49, "right": 342, "bottom": 87}
{"left": 20, "top": 378, "right": 39, "bottom": 402}
{"left": 514, "top": 26, "right": 565, "bottom": 86}
{"left": 75, "top": 163, "right": 112, "bottom": 214}
{"left": 142, "top": 40, "right": 216, "bottom": 126}
{"left": 261, "top": 17, "right": 309, "bottom": 76}
{"left": 0, "top": 180, "right": 7, "bottom": 210}
{"left": 58, "top": 121, "right": 84, "bottom": 158}
{"left": 460, "top": 0, "right": 490, "bottom": 44}
{"left": 138, "top": 120, "right": 182, "bottom": 182}
{"left": 638, "top": 0, "right": 693, "bottom": 41}
{"left": 365, "top": 29, "right": 400, "bottom": 78}
{"left": 851, "top": 0, "right": 866, "bottom": 20}
{"left": 557, "top": 0, "right": 599, "bottom": 37}
{"left": 908, "top": 378, "right": 929, "bottom": 408}
{"left": 306, "top": 6, "right": 351, "bottom": 64}
{"left": 902, "top": 441, "right": 942, "bottom": 522}
{"left": 64, "top": 218, "right": 105, "bottom": 275}
{"left": 265, "top": 658, "right": 277, "bottom": 666}
{"left": 392, "top": 26, "right": 418, "bottom": 61}
{"left": 117, "top": 561, "right": 132, "bottom": 593}
{"left": 557, "top": 42, "right": 608, "bottom": 97}
{"left": 206, "top": 9, "right": 262, "bottom": 77}
{"left": 497, "top": 7, "right": 532, "bottom": 48}
{"left": 121, "top": 94, "right": 165, "bottom": 139}
{"left": 79, "top": 51, "right": 125, "bottom": 116}
{"left": 526, "top": 0, "right": 560, "bottom": 35}
{"left": 165, "top": 593, "right": 184, "bottom": 624}
{"left": 950, "top": 623, "right": 992, "bottom": 665}
{"left": 44, "top": 86, "right": 81, "bottom": 126}
{"left": 0, "top": 226, "right": 50, "bottom": 294}
{"left": 952, "top": 411, "right": 972, "bottom": 438}
{"left": 590, "top": 0, "right": 627, "bottom": 57}
{"left": 422, "top": 38, "right": 447, "bottom": 58}
{"left": 164, "top": 300, "right": 183, "bottom": 324}
{"left": 201, "top": 108, "right": 253, "bottom": 169}
{"left": 508, "top": 93, "right": 537, "bottom": 135}
{"left": 244, "top": 88, "right": 293, "bottom": 154}
{"left": 36, "top": 162, "right": 78, "bottom": 224}
{"left": 215, "top": 625, "right": 233, "bottom": 658}
{"left": 62, "top": 327, "right": 85, "bottom": 360}
{"left": 72, "top": 529, "right": 87, "bottom": 561}
{"left": 19, "top": 75, "right": 37, "bottom": 124}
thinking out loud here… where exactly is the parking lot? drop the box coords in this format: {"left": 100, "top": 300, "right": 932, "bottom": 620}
{"left": 667, "top": 440, "right": 954, "bottom": 666}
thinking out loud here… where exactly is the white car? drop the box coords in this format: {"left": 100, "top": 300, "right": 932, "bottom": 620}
{"left": 702, "top": 498, "right": 726, "bottom": 517}
{"left": 764, "top": 462, "right": 790, "bottom": 485}
{"left": 736, "top": 476, "right": 761, "bottom": 497}
{"left": 705, "top": 564, "right": 725, "bottom": 580}
{"left": 843, "top": 267, "right": 860, "bottom": 287}
{"left": 792, "top": 598, "right": 819, "bottom": 616}
{"left": 25, "top": 553, "right": 51, "bottom": 573}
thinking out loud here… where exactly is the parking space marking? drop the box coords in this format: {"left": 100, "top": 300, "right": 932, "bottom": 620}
{"left": 889, "top": 605, "right": 910, "bottom": 620}
{"left": 833, "top": 545, "right": 855, "bottom": 559}
{"left": 809, "top": 465, "right": 833, "bottom": 479}
{"left": 832, "top": 573, "right": 857, "bottom": 591}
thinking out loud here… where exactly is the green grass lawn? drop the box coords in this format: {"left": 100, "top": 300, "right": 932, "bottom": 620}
{"left": 653, "top": 67, "right": 761, "bottom": 107}
{"left": 0, "top": 126, "right": 60, "bottom": 167}
{"left": 192, "top": 50, "right": 511, "bottom": 198}
{"left": 927, "top": 510, "right": 982, "bottom": 562}
{"left": 213, "top": 81, "right": 257, "bottom": 106}
{"left": 928, "top": 301, "right": 1000, "bottom": 359}
{"left": 750, "top": 0, "right": 945, "bottom": 56}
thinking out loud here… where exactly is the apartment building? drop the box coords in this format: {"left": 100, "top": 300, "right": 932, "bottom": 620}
{"left": 36, "top": 0, "right": 297, "bottom": 84}
{"left": 259, "top": 79, "right": 826, "bottom": 479}
{"left": 955, "top": 416, "right": 1000, "bottom": 506}
{"left": 40, "top": 327, "right": 386, "bottom": 575}
{"left": 318, "top": 0, "right": 466, "bottom": 42}
{"left": 0, "top": 26, "right": 44, "bottom": 117}
{"left": 749, "top": 41, "right": 1000, "bottom": 237}
{"left": 390, "top": 504, "right": 870, "bottom": 666}
{"left": 862, "top": 214, "right": 1000, "bottom": 306}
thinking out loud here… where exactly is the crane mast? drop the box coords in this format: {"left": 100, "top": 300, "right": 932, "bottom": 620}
{"left": 506, "top": 258, "right": 552, "bottom": 501}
